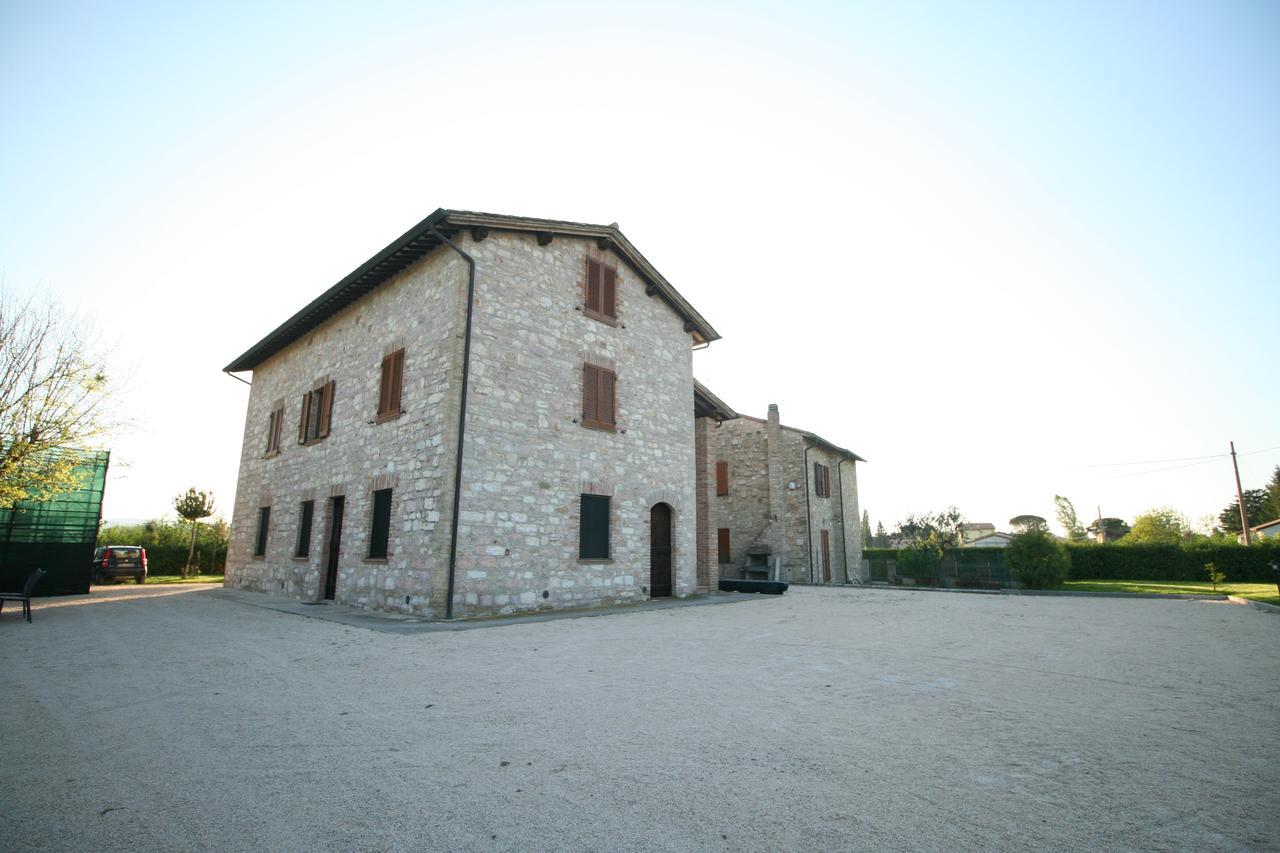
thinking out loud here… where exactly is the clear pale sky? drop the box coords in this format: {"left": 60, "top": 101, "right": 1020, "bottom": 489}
{"left": 2, "top": 1, "right": 1277, "bottom": 534}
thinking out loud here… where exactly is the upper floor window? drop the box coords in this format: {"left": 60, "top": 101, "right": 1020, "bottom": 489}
{"left": 299, "top": 380, "right": 334, "bottom": 444}
{"left": 581, "top": 363, "right": 617, "bottom": 431}
{"left": 264, "top": 401, "right": 284, "bottom": 457}
{"left": 377, "top": 348, "right": 405, "bottom": 423}
{"left": 814, "top": 462, "right": 831, "bottom": 498}
{"left": 584, "top": 257, "right": 617, "bottom": 323}
{"left": 716, "top": 461, "right": 729, "bottom": 496}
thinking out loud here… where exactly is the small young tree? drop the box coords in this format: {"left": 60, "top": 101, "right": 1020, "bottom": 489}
{"left": 173, "top": 488, "right": 215, "bottom": 578}
{"left": 1006, "top": 529, "right": 1069, "bottom": 589}
{"left": 860, "top": 510, "right": 872, "bottom": 549}
{"left": 1204, "top": 562, "right": 1225, "bottom": 593}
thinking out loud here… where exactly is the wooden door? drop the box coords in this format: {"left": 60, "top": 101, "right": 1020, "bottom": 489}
{"left": 820, "top": 529, "right": 831, "bottom": 583}
{"left": 323, "top": 496, "right": 344, "bottom": 600}
{"left": 649, "top": 503, "right": 672, "bottom": 598}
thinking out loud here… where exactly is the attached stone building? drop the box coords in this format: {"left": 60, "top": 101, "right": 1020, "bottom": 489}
{"left": 695, "top": 402, "right": 864, "bottom": 585}
{"left": 223, "top": 209, "right": 719, "bottom": 619}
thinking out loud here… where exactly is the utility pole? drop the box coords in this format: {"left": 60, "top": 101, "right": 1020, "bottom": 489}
{"left": 1231, "top": 441, "right": 1252, "bottom": 545}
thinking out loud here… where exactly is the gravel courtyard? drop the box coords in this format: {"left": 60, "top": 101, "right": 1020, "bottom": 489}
{"left": 2, "top": 584, "right": 1277, "bottom": 852}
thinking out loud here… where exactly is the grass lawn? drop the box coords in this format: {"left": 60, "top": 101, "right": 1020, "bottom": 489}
{"left": 1064, "top": 580, "right": 1280, "bottom": 607}
{"left": 144, "top": 574, "right": 224, "bottom": 585}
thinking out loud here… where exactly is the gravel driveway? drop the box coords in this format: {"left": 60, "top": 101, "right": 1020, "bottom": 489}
{"left": 2, "top": 583, "right": 1277, "bottom": 851}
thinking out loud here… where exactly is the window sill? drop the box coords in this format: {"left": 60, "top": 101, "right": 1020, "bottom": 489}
{"left": 292, "top": 556, "right": 310, "bottom": 562}
{"left": 375, "top": 410, "right": 403, "bottom": 424}
{"left": 580, "top": 420, "right": 617, "bottom": 433}
{"left": 583, "top": 309, "right": 618, "bottom": 327}
{"left": 299, "top": 437, "right": 328, "bottom": 447}
{"left": 263, "top": 450, "right": 282, "bottom": 459}
{"left": 577, "top": 558, "right": 613, "bottom": 564}
{"left": 363, "top": 557, "right": 389, "bottom": 564}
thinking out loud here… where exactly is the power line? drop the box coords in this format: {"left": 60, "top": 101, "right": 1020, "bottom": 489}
{"left": 1070, "top": 443, "right": 1280, "bottom": 470}
{"left": 1095, "top": 457, "right": 1226, "bottom": 481}
{"left": 1070, "top": 452, "right": 1226, "bottom": 469}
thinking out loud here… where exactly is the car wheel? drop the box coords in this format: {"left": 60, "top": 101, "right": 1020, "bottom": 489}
{"left": 135, "top": 574, "right": 145, "bottom": 585}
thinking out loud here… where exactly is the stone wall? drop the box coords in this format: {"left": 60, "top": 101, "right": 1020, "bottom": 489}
{"left": 450, "top": 232, "right": 696, "bottom": 616}
{"left": 226, "top": 248, "right": 466, "bottom": 617}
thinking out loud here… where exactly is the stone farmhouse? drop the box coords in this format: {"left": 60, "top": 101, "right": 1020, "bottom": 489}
{"left": 224, "top": 209, "right": 723, "bottom": 619}
{"left": 695, "top": 403, "right": 865, "bottom": 585}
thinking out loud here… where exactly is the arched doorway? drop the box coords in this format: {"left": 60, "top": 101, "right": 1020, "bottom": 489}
{"left": 649, "top": 503, "right": 673, "bottom": 598}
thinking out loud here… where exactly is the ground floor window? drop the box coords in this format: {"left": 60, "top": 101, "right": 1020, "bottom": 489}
{"left": 254, "top": 507, "right": 270, "bottom": 557}
{"left": 579, "top": 494, "right": 610, "bottom": 559}
{"left": 368, "top": 488, "right": 392, "bottom": 559}
{"left": 296, "top": 500, "right": 314, "bottom": 558}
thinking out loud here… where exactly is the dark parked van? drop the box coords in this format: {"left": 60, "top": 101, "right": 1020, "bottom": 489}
{"left": 91, "top": 546, "right": 147, "bottom": 584}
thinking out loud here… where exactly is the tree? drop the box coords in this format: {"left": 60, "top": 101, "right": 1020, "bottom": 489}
{"left": 1009, "top": 515, "right": 1049, "bottom": 534}
{"left": 893, "top": 507, "right": 964, "bottom": 549}
{"left": 1054, "top": 495, "right": 1087, "bottom": 541}
{"left": 0, "top": 288, "right": 112, "bottom": 509}
{"left": 1262, "top": 466, "right": 1280, "bottom": 523}
{"left": 874, "top": 521, "right": 887, "bottom": 548}
{"left": 860, "top": 510, "right": 872, "bottom": 549}
{"left": 1124, "top": 507, "right": 1187, "bottom": 545}
{"left": 173, "top": 488, "right": 216, "bottom": 578}
{"left": 1217, "top": 488, "right": 1270, "bottom": 534}
{"left": 1006, "top": 529, "right": 1069, "bottom": 589}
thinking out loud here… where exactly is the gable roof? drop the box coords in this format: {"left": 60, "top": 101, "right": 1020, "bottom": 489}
{"left": 224, "top": 208, "right": 720, "bottom": 373}
{"left": 693, "top": 380, "right": 737, "bottom": 421}
{"left": 736, "top": 414, "right": 866, "bottom": 462}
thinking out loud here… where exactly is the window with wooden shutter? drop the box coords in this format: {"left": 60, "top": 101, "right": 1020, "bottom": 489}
{"left": 579, "top": 494, "right": 610, "bottom": 559}
{"left": 377, "top": 349, "right": 405, "bottom": 422}
{"left": 717, "top": 528, "right": 731, "bottom": 563}
{"left": 300, "top": 381, "right": 334, "bottom": 444}
{"left": 265, "top": 402, "right": 284, "bottom": 456}
{"left": 581, "top": 362, "right": 616, "bottom": 430}
{"left": 584, "top": 257, "right": 618, "bottom": 323}
{"left": 716, "top": 461, "right": 729, "bottom": 496}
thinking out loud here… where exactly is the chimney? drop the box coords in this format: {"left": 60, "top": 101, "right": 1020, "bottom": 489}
{"left": 765, "top": 404, "right": 787, "bottom": 575}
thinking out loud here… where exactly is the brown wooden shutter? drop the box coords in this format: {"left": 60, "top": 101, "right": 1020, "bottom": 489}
{"left": 585, "top": 259, "right": 601, "bottom": 313}
{"left": 716, "top": 461, "right": 729, "bottom": 496}
{"left": 582, "top": 363, "right": 599, "bottom": 423}
{"left": 717, "top": 528, "right": 731, "bottom": 563}
{"left": 378, "top": 354, "right": 393, "bottom": 417}
{"left": 390, "top": 349, "right": 404, "bottom": 413}
{"left": 601, "top": 264, "right": 617, "bottom": 318}
{"left": 600, "top": 368, "right": 616, "bottom": 427}
{"left": 821, "top": 529, "right": 831, "bottom": 582}
{"left": 318, "top": 380, "right": 334, "bottom": 438}
{"left": 298, "top": 393, "right": 311, "bottom": 444}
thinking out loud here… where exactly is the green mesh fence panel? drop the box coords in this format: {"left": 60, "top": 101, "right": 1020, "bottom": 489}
{"left": 1, "top": 449, "right": 109, "bottom": 596}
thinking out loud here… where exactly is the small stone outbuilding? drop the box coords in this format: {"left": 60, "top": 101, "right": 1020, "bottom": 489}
{"left": 696, "top": 401, "right": 864, "bottom": 585}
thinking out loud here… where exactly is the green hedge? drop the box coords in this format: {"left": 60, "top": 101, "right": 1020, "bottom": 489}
{"left": 864, "top": 543, "right": 1280, "bottom": 585}
{"left": 1065, "top": 543, "right": 1280, "bottom": 583}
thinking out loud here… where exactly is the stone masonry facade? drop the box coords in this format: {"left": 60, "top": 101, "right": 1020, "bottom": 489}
{"left": 226, "top": 214, "right": 706, "bottom": 619}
